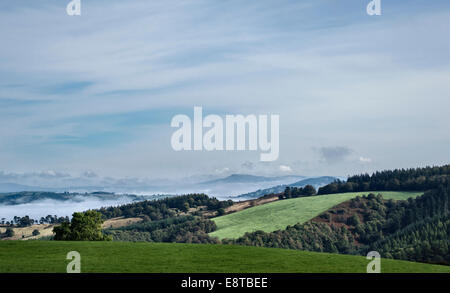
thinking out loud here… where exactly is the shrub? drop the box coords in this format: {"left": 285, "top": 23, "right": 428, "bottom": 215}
{"left": 5, "top": 228, "right": 14, "bottom": 237}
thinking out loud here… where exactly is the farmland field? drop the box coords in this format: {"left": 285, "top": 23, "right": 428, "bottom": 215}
{"left": 210, "top": 191, "right": 423, "bottom": 239}
{"left": 0, "top": 241, "right": 448, "bottom": 273}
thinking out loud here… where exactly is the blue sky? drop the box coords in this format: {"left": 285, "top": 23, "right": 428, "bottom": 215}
{"left": 0, "top": 0, "right": 450, "bottom": 185}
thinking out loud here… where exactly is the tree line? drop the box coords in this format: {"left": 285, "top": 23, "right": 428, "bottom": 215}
{"left": 279, "top": 185, "right": 317, "bottom": 200}
{"left": 1, "top": 215, "right": 70, "bottom": 227}
{"left": 318, "top": 165, "right": 450, "bottom": 195}
{"left": 97, "top": 193, "right": 233, "bottom": 220}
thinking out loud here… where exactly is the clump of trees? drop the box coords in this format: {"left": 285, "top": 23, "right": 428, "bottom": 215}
{"left": 222, "top": 222, "right": 356, "bottom": 254}
{"left": 4, "top": 216, "right": 37, "bottom": 227}
{"left": 97, "top": 193, "right": 233, "bottom": 220}
{"left": 0, "top": 227, "right": 15, "bottom": 239}
{"left": 39, "top": 215, "right": 70, "bottom": 224}
{"left": 5, "top": 228, "right": 14, "bottom": 237}
{"left": 0, "top": 215, "right": 69, "bottom": 227}
{"left": 53, "top": 210, "right": 111, "bottom": 241}
{"left": 106, "top": 217, "right": 219, "bottom": 244}
{"left": 279, "top": 185, "right": 316, "bottom": 200}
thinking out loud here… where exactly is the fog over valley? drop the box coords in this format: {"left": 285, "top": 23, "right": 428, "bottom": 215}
{"left": 0, "top": 173, "right": 332, "bottom": 220}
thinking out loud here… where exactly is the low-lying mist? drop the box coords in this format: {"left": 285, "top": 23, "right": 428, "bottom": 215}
{"left": 0, "top": 195, "right": 145, "bottom": 221}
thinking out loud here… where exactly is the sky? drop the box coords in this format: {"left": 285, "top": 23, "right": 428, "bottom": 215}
{"left": 0, "top": 0, "right": 450, "bottom": 188}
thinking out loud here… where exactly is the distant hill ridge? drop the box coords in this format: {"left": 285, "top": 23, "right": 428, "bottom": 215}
{"left": 236, "top": 176, "right": 338, "bottom": 199}
{"left": 0, "top": 191, "right": 149, "bottom": 205}
{"left": 201, "top": 174, "right": 304, "bottom": 185}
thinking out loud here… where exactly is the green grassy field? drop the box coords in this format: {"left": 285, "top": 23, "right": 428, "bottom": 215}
{"left": 210, "top": 191, "right": 423, "bottom": 239}
{"left": 0, "top": 241, "right": 448, "bottom": 273}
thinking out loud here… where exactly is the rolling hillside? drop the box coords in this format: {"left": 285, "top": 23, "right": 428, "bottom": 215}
{"left": 1, "top": 241, "right": 449, "bottom": 273}
{"left": 210, "top": 191, "right": 423, "bottom": 239}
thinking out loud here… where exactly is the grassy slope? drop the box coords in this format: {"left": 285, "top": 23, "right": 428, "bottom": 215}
{"left": 210, "top": 191, "right": 423, "bottom": 239}
{"left": 0, "top": 241, "right": 448, "bottom": 273}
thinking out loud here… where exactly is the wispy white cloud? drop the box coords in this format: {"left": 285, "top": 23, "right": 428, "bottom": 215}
{"left": 279, "top": 165, "right": 293, "bottom": 172}
{"left": 359, "top": 157, "right": 372, "bottom": 163}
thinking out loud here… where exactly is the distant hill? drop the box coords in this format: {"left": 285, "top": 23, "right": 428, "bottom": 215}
{"left": 201, "top": 174, "right": 304, "bottom": 185}
{"left": 0, "top": 174, "right": 305, "bottom": 199}
{"left": 0, "top": 183, "right": 48, "bottom": 193}
{"left": 0, "top": 182, "right": 126, "bottom": 194}
{"left": 194, "top": 174, "right": 305, "bottom": 198}
{"left": 0, "top": 191, "right": 150, "bottom": 205}
{"left": 236, "top": 176, "right": 338, "bottom": 199}
{"left": 290, "top": 176, "right": 338, "bottom": 187}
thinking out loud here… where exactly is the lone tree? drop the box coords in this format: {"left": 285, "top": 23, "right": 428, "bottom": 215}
{"left": 53, "top": 210, "right": 111, "bottom": 241}
{"left": 5, "top": 228, "right": 14, "bottom": 238}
